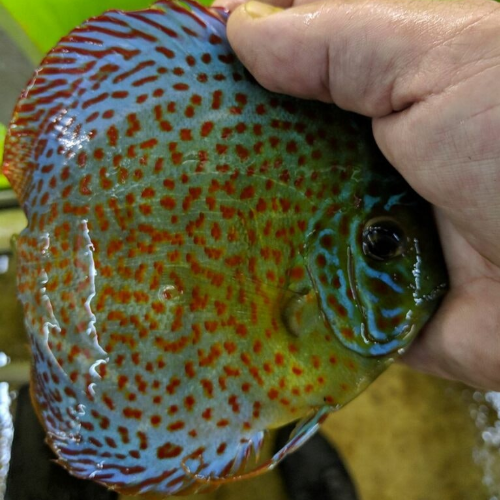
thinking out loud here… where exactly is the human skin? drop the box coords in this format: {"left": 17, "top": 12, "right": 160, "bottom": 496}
{"left": 212, "top": 0, "right": 500, "bottom": 390}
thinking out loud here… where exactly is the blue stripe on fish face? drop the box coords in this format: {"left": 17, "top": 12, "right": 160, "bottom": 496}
{"left": 381, "top": 306, "right": 405, "bottom": 318}
{"left": 362, "top": 267, "right": 404, "bottom": 294}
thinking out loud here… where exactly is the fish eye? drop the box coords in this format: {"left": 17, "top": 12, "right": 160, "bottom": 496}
{"left": 362, "top": 217, "right": 406, "bottom": 261}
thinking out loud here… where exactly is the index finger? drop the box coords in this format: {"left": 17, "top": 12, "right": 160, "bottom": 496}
{"left": 212, "top": 0, "right": 299, "bottom": 11}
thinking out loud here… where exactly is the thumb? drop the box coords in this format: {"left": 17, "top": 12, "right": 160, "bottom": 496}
{"left": 226, "top": 0, "right": 498, "bottom": 118}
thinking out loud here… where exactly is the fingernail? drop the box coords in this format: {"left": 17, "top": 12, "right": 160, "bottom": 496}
{"left": 244, "top": 1, "right": 283, "bottom": 18}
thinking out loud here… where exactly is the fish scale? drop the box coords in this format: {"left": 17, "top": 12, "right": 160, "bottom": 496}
{"left": 2, "top": 0, "right": 447, "bottom": 496}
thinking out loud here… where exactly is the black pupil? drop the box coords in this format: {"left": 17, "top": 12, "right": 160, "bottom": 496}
{"left": 362, "top": 219, "right": 405, "bottom": 261}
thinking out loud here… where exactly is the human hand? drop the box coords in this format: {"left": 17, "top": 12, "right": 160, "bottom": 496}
{"left": 212, "top": 0, "right": 500, "bottom": 390}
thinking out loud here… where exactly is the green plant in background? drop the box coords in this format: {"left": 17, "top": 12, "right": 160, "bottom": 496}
{"left": 0, "top": 0, "right": 158, "bottom": 61}
{"left": 0, "top": 124, "right": 8, "bottom": 190}
{"left": 0, "top": 0, "right": 213, "bottom": 190}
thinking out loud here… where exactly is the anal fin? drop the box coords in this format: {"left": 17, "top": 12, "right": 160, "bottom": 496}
{"left": 182, "top": 407, "right": 334, "bottom": 489}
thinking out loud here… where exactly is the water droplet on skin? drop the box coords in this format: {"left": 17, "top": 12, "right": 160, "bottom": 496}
{"left": 38, "top": 234, "right": 50, "bottom": 254}
{"left": 37, "top": 270, "right": 48, "bottom": 286}
{"left": 66, "top": 432, "right": 82, "bottom": 443}
{"left": 89, "top": 462, "right": 105, "bottom": 478}
{"left": 89, "top": 359, "right": 107, "bottom": 380}
{"left": 158, "top": 284, "right": 182, "bottom": 301}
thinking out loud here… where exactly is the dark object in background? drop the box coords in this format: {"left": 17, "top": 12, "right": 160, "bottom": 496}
{"left": 5, "top": 385, "right": 117, "bottom": 500}
{"left": 0, "top": 190, "right": 19, "bottom": 209}
{"left": 276, "top": 424, "right": 359, "bottom": 500}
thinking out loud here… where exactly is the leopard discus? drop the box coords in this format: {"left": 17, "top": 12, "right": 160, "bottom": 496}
{"left": 2, "top": 1, "right": 447, "bottom": 495}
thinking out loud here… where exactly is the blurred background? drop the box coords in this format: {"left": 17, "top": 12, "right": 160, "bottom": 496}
{"left": 0, "top": 1, "right": 499, "bottom": 499}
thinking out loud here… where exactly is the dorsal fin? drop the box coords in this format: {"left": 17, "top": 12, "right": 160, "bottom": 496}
{"left": 1, "top": 0, "right": 229, "bottom": 207}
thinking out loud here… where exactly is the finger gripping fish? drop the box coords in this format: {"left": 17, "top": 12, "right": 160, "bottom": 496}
{"left": 2, "top": 1, "right": 447, "bottom": 495}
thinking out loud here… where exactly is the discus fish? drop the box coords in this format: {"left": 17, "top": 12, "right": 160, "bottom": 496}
{"left": 2, "top": 1, "right": 447, "bottom": 495}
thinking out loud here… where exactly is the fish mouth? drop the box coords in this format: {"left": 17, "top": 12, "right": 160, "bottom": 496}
{"left": 346, "top": 246, "right": 414, "bottom": 349}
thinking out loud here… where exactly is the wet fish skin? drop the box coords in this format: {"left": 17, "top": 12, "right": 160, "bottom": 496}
{"left": 2, "top": 0, "right": 447, "bottom": 495}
